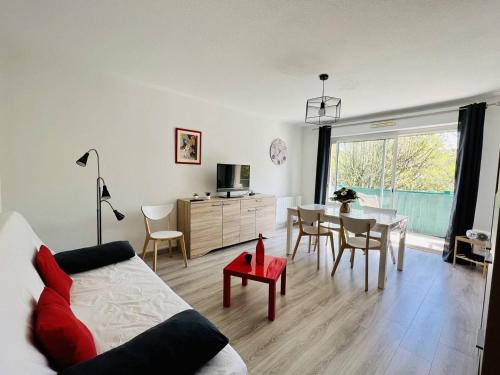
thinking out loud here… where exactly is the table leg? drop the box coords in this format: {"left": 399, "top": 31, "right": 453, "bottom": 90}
{"left": 242, "top": 277, "right": 248, "bottom": 286}
{"left": 268, "top": 281, "right": 276, "bottom": 321}
{"left": 281, "top": 266, "right": 286, "bottom": 295}
{"left": 378, "top": 229, "right": 389, "bottom": 289}
{"left": 223, "top": 272, "right": 231, "bottom": 307}
{"left": 286, "top": 210, "right": 293, "bottom": 255}
{"left": 397, "top": 220, "right": 407, "bottom": 271}
{"left": 452, "top": 237, "right": 458, "bottom": 267}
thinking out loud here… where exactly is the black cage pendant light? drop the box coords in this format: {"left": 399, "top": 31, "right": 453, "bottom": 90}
{"left": 305, "top": 74, "right": 341, "bottom": 126}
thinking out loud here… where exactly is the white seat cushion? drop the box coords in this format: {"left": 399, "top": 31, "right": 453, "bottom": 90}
{"left": 0, "top": 212, "right": 246, "bottom": 375}
{"left": 0, "top": 212, "right": 55, "bottom": 374}
{"left": 150, "top": 230, "right": 182, "bottom": 240}
{"left": 320, "top": 223, "right": 340, "bottom": 231}
{"left": 70, "top": 256, "right": 247, "bottom": 374}
{"left": 303, "top": 225, "right": 331, "bottom": 235}
{"left": 345, "top": 236, "right": 381, "bottom": 249}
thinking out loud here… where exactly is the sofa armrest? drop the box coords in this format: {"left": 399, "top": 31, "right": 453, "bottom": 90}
{"left": 59, "top": 309, "right": 229, "bottom": 375}
{"left": 54, "top": 241, "right": 135, "bottom": 274}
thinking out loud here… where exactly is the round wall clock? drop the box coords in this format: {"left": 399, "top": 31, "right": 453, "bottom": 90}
{"left": 270, "top": 138, "right": 287, "bottom": 165}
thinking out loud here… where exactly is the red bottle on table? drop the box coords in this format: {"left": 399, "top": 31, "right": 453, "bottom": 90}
{"left": 256, "top": 233, "right": 265, "bottom": 265}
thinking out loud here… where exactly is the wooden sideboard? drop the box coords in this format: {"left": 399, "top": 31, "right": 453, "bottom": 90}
{"left": 177, "top": 194, "right": 276, "bottom": 258}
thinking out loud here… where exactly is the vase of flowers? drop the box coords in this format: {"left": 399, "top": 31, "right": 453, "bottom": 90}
{"left": 331, "top": 187, "right": 358, "bottom": 213}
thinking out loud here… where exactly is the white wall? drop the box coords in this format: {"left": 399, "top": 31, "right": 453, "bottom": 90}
{"left": 1, "top": 58, "right": 302, "bottom": 251}
{"left": 300, "top": 103, "right": 500, "bottom": 234}
{"left": 0, "top": 57, "right": 5, "bottom": 214}
{"left": 474, "top": 102, "right": 500, "bottom": 232}
{"left": 300, "top": 127, "right": 318, "bottom": 205}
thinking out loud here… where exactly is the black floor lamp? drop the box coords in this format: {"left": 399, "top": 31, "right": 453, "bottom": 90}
{"left": 76, "top": 149, "right": 125, "bottom": 245}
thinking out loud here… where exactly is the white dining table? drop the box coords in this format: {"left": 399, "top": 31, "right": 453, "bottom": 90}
{"left": 286, "top": 204, "right": 409, "bottom": 289}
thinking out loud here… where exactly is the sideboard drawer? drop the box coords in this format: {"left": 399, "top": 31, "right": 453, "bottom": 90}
{"left": 241, "top": 197, "right": 275, "bottom": 210}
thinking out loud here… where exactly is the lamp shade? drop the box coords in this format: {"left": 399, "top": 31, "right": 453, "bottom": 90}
{"left": 113, "top": 210, "right": 125, "bottom": 221}
{"left": 305, "top": 96, "right": 341, "bottom": 126}
{"left": 76, "top": 152, "right": 89, "bottom": 167}
{"left": 101, "top": 185, "right": 111, "bottom": 200}
{"left": 305, "top": 73, "right": 341, "bottom": 126}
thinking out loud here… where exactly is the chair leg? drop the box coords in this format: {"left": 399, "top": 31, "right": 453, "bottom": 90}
{"left": 141, "top": 237, "right": 150, "bottom": 260}
{"left": 350, "top": 248, "right": 355, "bottom": 269}
{"left": 389, "top": 243, "right": 396, "bottom": 265}
{"left": 329, "top": 234, "right": 335, "bottom": 261}
{"left": 365, "top": 249, "right": 369, "bottom": 292}
{"left": 331, "top": 247, "right": 345, "bottom": 277}
{"left": 153, "top": 240, "right": 158, "bottom": 272}
{"left": 317, "top": 235, "right": 320, "bottom": 270}
{"left": 308, "top": 236, "right": 312, "bottom": 253}
{"left": 168, "top": 240, "right": 173, "bottom": 258}
{"left": 179, "top": 236, "right": 188, "bottom": 268}
{"left": 313, "top": 237, "right": 318, "bottom": 252}
{"left": 292, "top": 234, "right": 302, "bottom": 260}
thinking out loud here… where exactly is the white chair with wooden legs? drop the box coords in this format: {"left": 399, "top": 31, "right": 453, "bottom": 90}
{"left": 331, "top": 215, "right": 381, "bottom": 291}
{"left": 319, "top": 203, "right": 341, "bottom": 252}
{"left": 357, "top": 193, "right": 380, "bottom": 208}
{"left": 291, "top": 208, "right": 335, "bottom": 270}
{"left": 362, "top": 206, "right": 397, "bottom": 265}
{"left": 141, "top": 204, "right": 188, "bottom": 272}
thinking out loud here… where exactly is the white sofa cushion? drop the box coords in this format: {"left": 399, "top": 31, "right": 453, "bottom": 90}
{"left": 0, "top": 211, "right": 247, "bottom": 375}
{"left": 0, "top": 212, "right": 54, "bottom": 374}
{"left": 70, "top": 255, "right": 246, "bottom": 374}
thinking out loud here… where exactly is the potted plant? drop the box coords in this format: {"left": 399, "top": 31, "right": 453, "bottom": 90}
{"left": 331, "top": 187, "right": 358, "bottom": 213}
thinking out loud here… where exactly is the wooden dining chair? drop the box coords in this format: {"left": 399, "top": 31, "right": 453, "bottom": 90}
{"left": 291, "top": 208, "right": 336, "bottom": 270}
{"left": 319, "top": 202, "right": 341, "bottom": 251}
{"left": 331, "top": 215, "right": 381, "bottom": 291}
{"left": 141, "top": 204, "right": 188, "bottom": 272}
{"left": 357, "top": 193, "right": 380, "bottom": 208}
{"left": 362, "top": 206, "right": 397, "bottom": 265}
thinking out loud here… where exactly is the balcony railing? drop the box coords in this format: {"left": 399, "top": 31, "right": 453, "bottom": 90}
{"left": 332, "top": 187, "right": 453, "bottom": 238}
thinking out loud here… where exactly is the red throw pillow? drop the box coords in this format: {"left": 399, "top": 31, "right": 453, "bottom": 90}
{"left": 35, "top": 287, "right": 97, "bottom": 369}
{"left": 35, "top": 245, "right": 73, "bottom": 303}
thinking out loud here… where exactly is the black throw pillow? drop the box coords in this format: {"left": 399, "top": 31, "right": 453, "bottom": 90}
{"left": 54, "top": 241, "right": 135, "bottom": 274}
{"left": 59, "top": 309, "right": 229, "bottom": 375}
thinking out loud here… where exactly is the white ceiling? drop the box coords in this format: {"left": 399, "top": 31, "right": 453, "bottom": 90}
{"left": 1, "top": 0, "right": 500, "bottom": 121}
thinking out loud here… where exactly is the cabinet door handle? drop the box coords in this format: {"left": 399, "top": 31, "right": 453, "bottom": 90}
{"left": 248, "top": 209, "right": 255, "bottom": 212}
{"left": 212, "top": 204, "right": 222, "bottom": 207}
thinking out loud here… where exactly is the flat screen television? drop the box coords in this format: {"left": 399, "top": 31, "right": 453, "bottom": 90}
{"left": 217, "top": 163, "right": 250, "bottom": 197}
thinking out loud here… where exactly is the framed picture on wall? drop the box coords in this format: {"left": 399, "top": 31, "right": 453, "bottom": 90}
{"left": 175, "top": 128, "right": 202, "bottom": 164}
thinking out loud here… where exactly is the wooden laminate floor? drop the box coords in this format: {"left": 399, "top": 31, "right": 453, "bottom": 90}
{"left": 154, "top": 228, "right": 482, "bottom": 375}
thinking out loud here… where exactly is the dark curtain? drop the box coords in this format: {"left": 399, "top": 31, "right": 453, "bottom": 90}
{"left": 443, "top": 102, "right": 486, "bottom": 262}
{"left": 314, "top": 126, "right": 332, "bottom": 204}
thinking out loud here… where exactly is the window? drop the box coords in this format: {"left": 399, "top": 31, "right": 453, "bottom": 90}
{"left": 328, "top": 129, "right": 457, "bottom": 237}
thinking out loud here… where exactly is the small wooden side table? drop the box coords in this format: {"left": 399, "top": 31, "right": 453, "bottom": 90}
{"left": 453, "top": 235, "right": 490, "bottom": 277}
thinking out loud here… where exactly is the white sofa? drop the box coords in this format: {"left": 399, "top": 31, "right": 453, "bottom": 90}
{"left": 0, "top": 211, "right": 247, "bottom": 374}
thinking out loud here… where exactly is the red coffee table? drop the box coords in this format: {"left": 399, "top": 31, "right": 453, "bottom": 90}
{"left": 223, "top": 251, "right": 287, "bottom": 321}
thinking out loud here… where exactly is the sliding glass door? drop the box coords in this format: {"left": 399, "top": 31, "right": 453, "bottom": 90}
{"left": 329, "top": 138, "right": 395, "bottom": 209}
{"left": 328, "top": 129, "right": 457, "bottom": 237}
{"left": 392, "top": 132, "right": 456, "bottom": 236}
